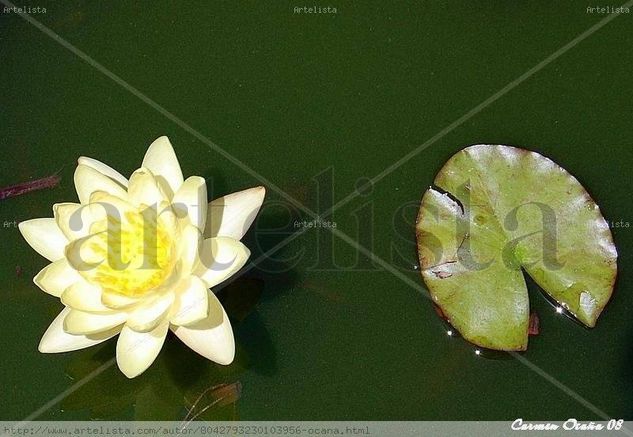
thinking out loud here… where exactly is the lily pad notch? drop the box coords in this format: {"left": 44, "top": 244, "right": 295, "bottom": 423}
{"left": 416, "top": 144, "right": 617, "bottom": 351}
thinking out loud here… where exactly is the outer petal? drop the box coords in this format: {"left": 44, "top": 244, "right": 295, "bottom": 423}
{"left": 74, "top": 164, "right": 128, "bottom": 205}
{"left": 204, "top": 186, "right": 265, "bottom": 239}
{"left": 171, "top": 292, "right": 235, "bottom": 365}
{"left": 53, "top": 203, "right": 93, "bottom": 241}
{"left": 142, "top": 136, "right": 184, "bottom": 197}
{"left": 172, "top": 176, "right": 207, "bottom": 231}
{"left": 116, "top": 322, "right": 169, "bottom": 378}
{"left": 195, "top": 237, "right": 250, "bottom": 288}
{"left": 61, "top": 281, "right": 110, "bottom": 312}
{"left": 170, "top": 276, "right": 209, "bottom": 326}
{"left": 39, "top": 307, "right": 121, "bottom": 353}
{"left": 126, "top": 292, "right": 175, "bottom": 332}
{"left": 128, "top": 167, "right": 169, "bottom": 208}
{"left": 34, "top": 259, "right": 82, "bottom": 297}
{"left": 77, "top": 156, "right": 129, "bottom": 188}
{"left": 19, "top": 218, "right": 68, "bottom": 262}
{"left": 64, "top": 309, "right": 127, "bottom": 335}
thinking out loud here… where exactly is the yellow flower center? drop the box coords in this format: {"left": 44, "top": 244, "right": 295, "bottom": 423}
{"left": 88, "top": 210, "right": 174, "bottom": 297}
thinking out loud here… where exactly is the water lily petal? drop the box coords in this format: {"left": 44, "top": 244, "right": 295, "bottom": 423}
{"left": 39, "top": 307, "right": 121, "bottom": 353}
{"left": 204, "top": 186, "right": 265, "bottom": 239}
{"left": 159, "top": 205, "right": 178, "bottom": 234}
{"left": 74, "top": 164, "right": 128, "bottom": 205}
{"left": 172, "top": 176, "right": 207, "bottom": 231}
{"left": 78, "top": 156, "right": 129, "bottom": 188}
{"left": 171, "top": 292, "right": 234, "bottom": 364}
{"left": 65, "top": 232, "right": 106, "bottom": 273}
{"left": 195, "top": 237, "right": 250, "bottom": 288}
{"left": 170, "top": 276, "right": 209, "bottom": 326}
{"left": 179, "top": 224, "right": 202, "bottom": 275}
{"left": 101, "top": 289, "right": 141, "bottom": 309}
{"left": 61, "top": 281, "right": 111, "bottom": 313}
{"left": 88, "top": 191, "right": 136, "bottom": 223}
{"left": 64, "top": 309, "right": 127, "bottom": 335}
{"left": 19, "top": 218, "right": 68, "bottom": 262}
{"left": 142, "top": 136, "right": 184, "bottom": 198}
{"left": 34, "top": 259, "right": 82, "bottom": 297}
{"left": 128, "top": 167, "right": 169, "bottom": 208}
{"left": 116, "top": 322, "right": 169, "bottom": 378}
{"left": 53, "top": 203, "right": 93, "bottom": 241}
{"left": 126, "top": 292, "right": 175, "bottom": 332}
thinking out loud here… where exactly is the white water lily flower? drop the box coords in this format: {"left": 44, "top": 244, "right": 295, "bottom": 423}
{"left": 19, "top": 136, "right": 265, "bottom": 378}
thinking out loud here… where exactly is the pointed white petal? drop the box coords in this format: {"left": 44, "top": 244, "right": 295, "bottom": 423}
{"left": 101, "top": 290, "right": 141, "bottom": 309}
{"left": 170, "top": 276, "right": 209, "bottom": 326}
{"left": 77, "top": 156, "right": 129, "bottom": 188}
{"left": 74, "top": 164, "right": 128, "bottom": 205}
{"left": 61, "top": 281, "right": 110, "bottom": 312}
{"left": 128, "top": 167, "right": 169, "bottom": 208}
{"left": 116, "top": 322, "right": 169, "bottom": 378}
{"left": 172, "top": 176, "right": 207, "bottom": 231}
{"left": 142, "top": 136, "right": 184, "bottom": 198}
{"left": 39, "top": 307, "right": 121, "bottom": 353}
{"left": 179, "top": 224, "right": 202, "bottom": 275}
{"left": 53, "top": 203, "right": 93, "bottom": 241}
{"left": 195, "top": 237, "right": 250, "bottom": 288}
{"left": 64, "top": 232, "right": 106, "bottom": 273}
{"left": 19, "top": 218, "right": 68, "bottom": 262}
{"left": 34, "top": 259, "right": 82, "bottom": 297}
{"left": 63, "top": 309, "right": 127, "bottom": 335}
{"left": 171, "top": 292, "right": 234, "bottom": 365}
{"left": 204, "top": 186, "right": 265, "bottom": 239}
{"left": 158, "top": 204, "right": 178, "bottom": 234}
{"left": 87, "top": 191, "right": 136, "bottom": 223}
{"left": 126, "top": 292, "right": 175, "bottom": 332}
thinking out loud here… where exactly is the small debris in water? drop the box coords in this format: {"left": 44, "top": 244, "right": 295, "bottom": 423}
{"left": 433, "top": 304, "right": 448, "bottom": 320}
{"left": 0, "top": 174, "right": 61, "bottom": 200}
{"left": 528, "top": 312, "right": 540, "bottom": 336}
{"left": 181, "top": 382, "right": 242, "bottom": 427}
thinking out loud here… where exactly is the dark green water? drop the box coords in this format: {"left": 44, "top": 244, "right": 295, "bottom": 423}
{"left": 1, "top": 0, "right": 632, "bottom": 421}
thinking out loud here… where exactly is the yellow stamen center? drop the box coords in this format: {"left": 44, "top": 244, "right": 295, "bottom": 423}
{"left": 88, "top": 210, "right": 174, "bottom": 297}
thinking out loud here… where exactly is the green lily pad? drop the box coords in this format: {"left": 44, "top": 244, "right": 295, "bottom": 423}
{"left": 416, "top": 145, "right": 617, "bottom": 351}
